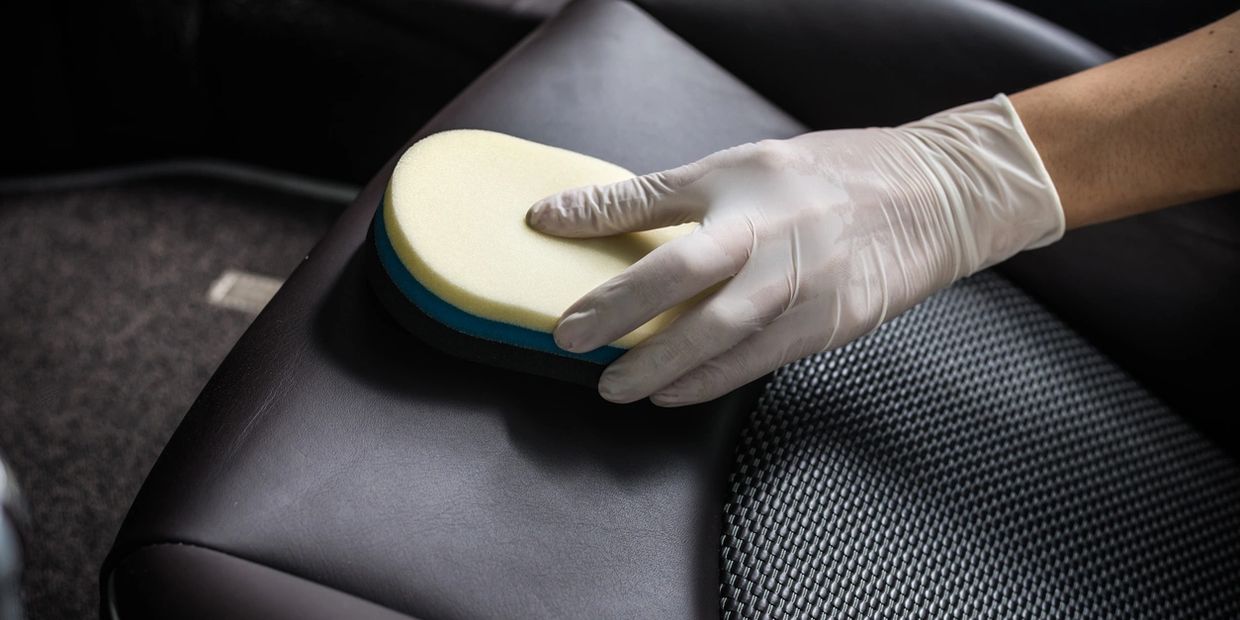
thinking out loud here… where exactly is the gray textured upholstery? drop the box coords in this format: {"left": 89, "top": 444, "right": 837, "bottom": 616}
{"left": 722, "top": 272, "right": 1240, "bottom": 618}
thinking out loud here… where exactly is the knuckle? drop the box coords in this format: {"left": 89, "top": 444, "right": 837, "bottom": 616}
{"left": 664, "top": 245, "right": 717, "bottom": 287}
{"left": 659, "top": 244, "right": 695, "bottom": 277}
{"left": 657, "top": 165, "right": 695, "bottom": 188}
{"left": 748, "top": 139, "right": 797, "bottom": 170}
{"left": 699, "top": 304, "right": 735, "bottom": 330}
{"left": 700, "top": 299, "right": 755, "bottom": 333}
{"left": 749, "top": 289, "right": 790, "bottom": 325}
{"left": 710, "top": 142, "right": 759, "bottom": 164}
{"left": 701, "top": 220, "right": 755, "bottom": 273}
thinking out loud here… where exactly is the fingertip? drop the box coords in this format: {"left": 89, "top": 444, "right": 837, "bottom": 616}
{"left": 553, "top": 309, "right": 596, "bottom": 353}
{"left": 598, "top": 381, "right": 637, "bottom": 404}
{"left": 650, "top": 391, "right": 695, "bottom": 408}
{"left": 551, "top": 327, "right": 573, "bottom": 352}
{"left": 529, "top": 189, "right": 599, "bottom": 237}
{"left": 598, "top": 365, "right": 647, "bottom": 404}
{"left": 525, "top": 197, "right": 558, "bottom": 231}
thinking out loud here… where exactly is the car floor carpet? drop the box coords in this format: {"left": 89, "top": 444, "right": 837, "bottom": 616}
{"left": 0, "top": 173, "right": 349, "bottom": 619}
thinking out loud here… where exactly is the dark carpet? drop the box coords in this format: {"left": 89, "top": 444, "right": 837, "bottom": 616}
{"left": 0, "top": 176, "right": 347, "bottom": 619}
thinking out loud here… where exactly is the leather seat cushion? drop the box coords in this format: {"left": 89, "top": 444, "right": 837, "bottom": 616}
{"left": 104, "top": 1, "right": 802, "bottom": 618}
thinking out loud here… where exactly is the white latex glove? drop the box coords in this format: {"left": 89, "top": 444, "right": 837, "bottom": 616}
{"left": 526, "top": 94, "right": 1063, "bottom": 406}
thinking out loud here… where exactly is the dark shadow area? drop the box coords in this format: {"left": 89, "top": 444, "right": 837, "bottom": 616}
{"left": 3, "top": 0, "right": 565, "bottom": 183}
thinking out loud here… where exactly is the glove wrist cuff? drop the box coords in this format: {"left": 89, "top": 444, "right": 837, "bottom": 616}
{"left": 993, "top": 93, "right": 1066, "bottom": 250}
{"left": 903, "top": 94, "right": 1066, "bottom": 276}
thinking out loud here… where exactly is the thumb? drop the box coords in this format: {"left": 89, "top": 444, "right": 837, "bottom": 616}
{"left": 526, "top": 162, "right": 708, "bottom": 238}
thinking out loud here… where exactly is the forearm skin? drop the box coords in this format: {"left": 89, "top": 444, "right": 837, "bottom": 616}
{"left": 1012, "top": 11, "right": 1240, "bottom": 229}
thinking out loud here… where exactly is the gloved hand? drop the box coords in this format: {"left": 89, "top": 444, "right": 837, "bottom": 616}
{"left": 526, "top": 94, "right": 1064, "bottom": 406}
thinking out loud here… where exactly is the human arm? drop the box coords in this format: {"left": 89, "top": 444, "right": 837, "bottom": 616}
{"left": 1012, "top": 11, "right": 1240, "bottom": 228}
{"left": 527, "top": 12, "right": 1240, "bottom": 407}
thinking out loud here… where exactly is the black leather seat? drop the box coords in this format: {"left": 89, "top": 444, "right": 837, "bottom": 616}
{"left": 103, "top": 1, "right": 1240, "bottom": 618}
{"left": 104, "top": 2, "right": 798, "bottom": 617}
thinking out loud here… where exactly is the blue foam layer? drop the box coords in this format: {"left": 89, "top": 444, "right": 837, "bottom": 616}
{"left": 373, "top": 207, "right": 625, "bottom": 365}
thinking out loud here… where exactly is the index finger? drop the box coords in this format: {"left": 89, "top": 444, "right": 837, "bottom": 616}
{"left": 553, "top": 227, "right": 743, "bottom": 353}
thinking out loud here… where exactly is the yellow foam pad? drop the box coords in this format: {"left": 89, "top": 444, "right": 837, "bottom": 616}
{"left": 383, "top": 130, "right": 695, "bottom": 350}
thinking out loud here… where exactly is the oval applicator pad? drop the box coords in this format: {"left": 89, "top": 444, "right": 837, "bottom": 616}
{"left": 367, "top": 130, "right": 696, "bottom": 386}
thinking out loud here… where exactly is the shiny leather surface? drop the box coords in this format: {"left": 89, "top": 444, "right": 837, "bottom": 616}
{"left": 105, "top": 2, "right": 801, "bottom": 619}
{"left": 636, "top": 0, "right": 1110, "bottom": 129}
{"left": 414, "top": 2, "right": 803, "bottom": 170}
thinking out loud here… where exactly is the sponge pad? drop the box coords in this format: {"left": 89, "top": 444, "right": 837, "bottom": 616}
{"left": 369, "top": 130, "right": 695, "bottom": 384}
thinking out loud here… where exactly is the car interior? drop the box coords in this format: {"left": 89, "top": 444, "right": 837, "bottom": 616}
{"left": 2, "top": 0, "right": 1238, "bottom": 618}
